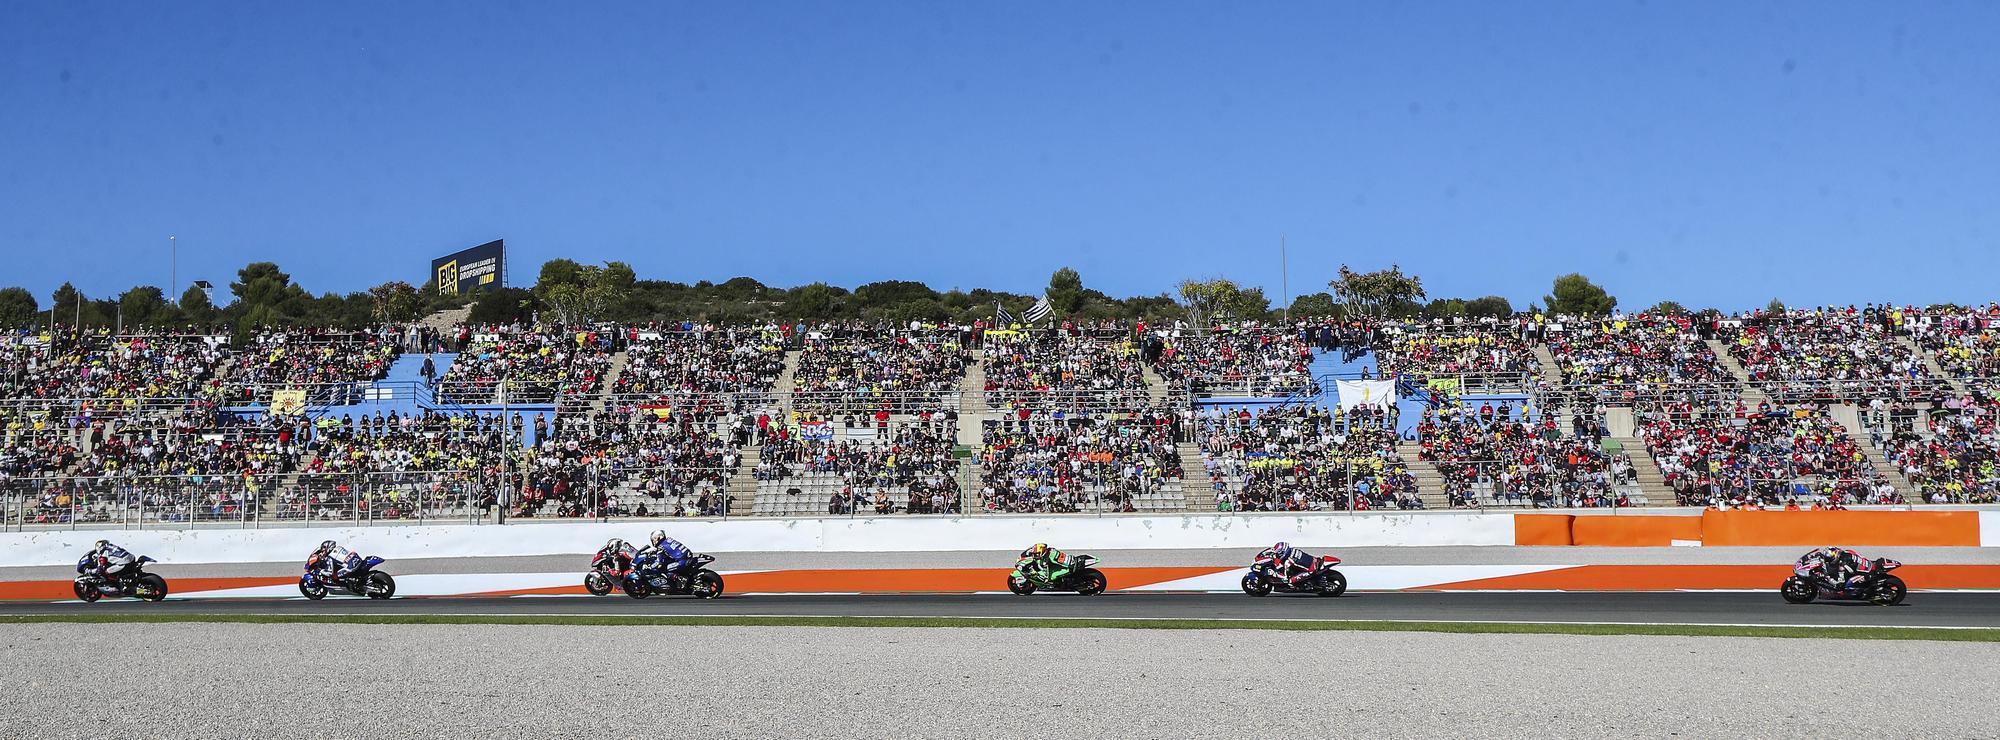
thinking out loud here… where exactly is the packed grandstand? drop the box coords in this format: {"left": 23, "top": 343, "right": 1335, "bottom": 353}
{"left": 6, "top": 304, "right": 2000, "bottom": 528}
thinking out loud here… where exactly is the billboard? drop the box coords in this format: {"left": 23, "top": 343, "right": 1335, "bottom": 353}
{"left": 432, "top": 239, "right": 505, "bottom": 296}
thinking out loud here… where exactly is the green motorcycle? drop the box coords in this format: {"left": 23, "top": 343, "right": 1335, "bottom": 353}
{"left": 1008, "top": 554, "right": 1107, "bottom": 596}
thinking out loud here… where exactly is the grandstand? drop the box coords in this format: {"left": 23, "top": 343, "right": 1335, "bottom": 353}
{"left": 9, "top": 306, "right": 2000, "bottom": 528}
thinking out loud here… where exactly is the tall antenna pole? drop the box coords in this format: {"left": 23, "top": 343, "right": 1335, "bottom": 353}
{"left": 1280, "top": 233, "right": 1290, "bottom": 322}
{"left": 170, "top": 235, "right": 177, "bottom": 302}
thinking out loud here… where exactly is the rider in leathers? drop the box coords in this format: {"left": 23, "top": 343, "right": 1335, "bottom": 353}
{"left": 1262, "top": 542, "right": 1317, "bottom": 588}
{"left": 310, "top": 540, "right": 363, "bottom": 582}
{"left": 596, "top": 538, "right": 638, "bottom": 577}
{"left": 1802, "top": 546, "right": 1860, "bottom": 592}
{"left": 1020, "top": 543, "right": 1071, "bottom": 584}
{"left": 635, "top": 531, "right": 694, "bottom": 581}
{"left": 88, "top": 540, "right": 136, "bottom": 581}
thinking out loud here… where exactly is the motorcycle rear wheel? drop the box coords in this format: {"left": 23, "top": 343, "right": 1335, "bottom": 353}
{"left": 1075, "top": 569, "right": 1108, "bottom": 597}
{"left": 365, "top": 572, "right": 396, "bottom": 600}
{"left": 1315, "top": 570, "right": 1348, "bottom": 597}
{"left": 137, "top": 574, "right": 169, "bottom": 602}
{"left": 1780, "top": 577, "right": 1816, "bottom": 604}
{"left": 693, "top": 570, "right": 725, "bottom": 599}
{"left": 584, "top": 571, "right": 613, "bottom": 597}
{"left": 1872, "top": 575, "right": 1907, "bottom": 606}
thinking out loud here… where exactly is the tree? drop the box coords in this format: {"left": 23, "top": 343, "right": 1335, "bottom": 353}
{"left": 1330, "top": 264, "right": 1426, "bottom": 319}
{"left": 1542, "top": 273, "right": 1617, "bottom": 316}
{"left": 367, "top": 281, "right": 422, "bottom": 323}
{"left": 0, "top": 287, "right": 39, "bottom": 327}
{"left": 117, "top": 286, "right": 179, "bottom": 328}
{"left": 180, "top": 284, "right": 218, "bottom": 325}
{"left": 1046, "top": 267, "right": 1084, "bottom": 315}
{"left": 1646, "top": 300, "right": 1687, "bottom": 316}
{"left": 1177, "top": 279, "right": 1270, "bottom": 325}
{"left": 1765, "top": 298, "right": 1786, "bottom": 314}
{"left": 469, "top": 287, "right": 537, "bottom": 324}
{"left": 1286, "top": 292, "right": 1340, "bottom": 318}
{"left": 1465, "top": 295, "right": 1513, "bottom": 318}
{"left": 785, "top": 282, "right": 842, "bottom": 320}
{"left": 534, "top": 259, "right": 584, "bottom": 293}
{"left": 48, "top": 283, "right": 106, "bottom": 328}
{"left": 1422, "top": 298, "right": 1468, "bottom": 319}
{"left": 229, "top": 262, "right": 311, "bottom": 324}
{"left": 535, "top": 262, "right": 630, "bottom": 324}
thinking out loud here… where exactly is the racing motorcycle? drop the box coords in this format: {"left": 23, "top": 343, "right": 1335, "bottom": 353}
{"left": 73, "top": 555, "right": 169, "bottom": 602}
{"left": 1781, "top": 556, "right": 1906, "bottom": 606}
{"left": 1242, "top": 552, "right": 1347, "bottom": 597}
{"left": 583, "top": 550, "right": 635, "bottom": 597}
{"left": 1007, "top": 554, "right": 1107, "bottom": 596}
{"left": 619, "top": 553, "right": 725, "bottom": 599}
{"left": 300, "top": 554, "right": 397, "bottom": 600}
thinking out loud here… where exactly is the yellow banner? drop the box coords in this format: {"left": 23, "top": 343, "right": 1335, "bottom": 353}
{"left": 271, "top": 389, "right": 307, "bottom": 417}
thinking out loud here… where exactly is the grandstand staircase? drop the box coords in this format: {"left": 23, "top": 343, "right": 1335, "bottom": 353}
{"left": 418, "top": 306, "right": 471, "bottom": 333}
{"left": 1140, "top": 362, "right": 1170, "bottom": 404}
{"left": 1830, "top": 411, "right": 1914, "bottom": 494}
{"left": 1530, "top": 345, "right": 1562, "bottom": 384}
{"left": 725, "top": 446, "right": 761, "bottom": 515}
{"left": 1606, "top": 436, "right": 1674, "bottom": 506}
{"left": 774, "top": 350, "right": 801, "bottom": 397}
{"left": 1898, "top": 336, "right": 1967, "bottom": 395}
{"left": 1704, "top": 339, "right": 1770, "bottom": 406}
{"left": 1393, "top": 442, "right": 1453, "bottom": 510}
{"left": 590, "top": 351, "right": 631, "bottom": 414}
{"left": 1177, "top": 443, "right": 1212, "bottom": 511}
{"left": 955, "top": 351, "right": 989, "bottom": 448}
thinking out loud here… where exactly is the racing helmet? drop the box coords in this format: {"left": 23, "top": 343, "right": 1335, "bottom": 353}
{"left": 606, "top": 538, "right": 624, "bottom": 551}
{"left": 93, "top": 539, "right": 108, "bottom": 551}
{"left": 649, "top": 530, "right": 666, "bottom": 547}
{"left": 1271, "top": 542, "right": 1292, "bottom": 560}
{"left": 1029, "top": 543, "right": 1050, "bottom": 558}
{"left": 319, "top": 540, "right": 336, "bottom": 552}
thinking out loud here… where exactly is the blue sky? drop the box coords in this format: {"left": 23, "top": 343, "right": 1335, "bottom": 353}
{"left": 4, "top": 2, "right": 1998, "bottom": 312}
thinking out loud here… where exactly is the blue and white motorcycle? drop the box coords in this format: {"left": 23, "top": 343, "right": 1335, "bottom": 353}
{"left": 300, "top": 554, "right": 397, "bottom": 600}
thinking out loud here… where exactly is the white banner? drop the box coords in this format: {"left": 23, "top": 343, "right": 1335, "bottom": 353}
{"left": 1334, "top": 379, "right": 1397, "bottom": 411}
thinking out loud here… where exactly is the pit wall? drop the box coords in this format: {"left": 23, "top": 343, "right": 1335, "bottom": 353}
{"left": 2, "top": 510, "right": 1993, "bottom": 567}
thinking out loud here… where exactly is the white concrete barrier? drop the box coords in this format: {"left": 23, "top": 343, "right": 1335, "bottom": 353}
{"left": 0, "top": 512, "right": 1516, "bottom": 566}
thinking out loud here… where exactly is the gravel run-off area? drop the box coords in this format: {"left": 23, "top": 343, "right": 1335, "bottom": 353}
{"left": 2, "top": 624, "right": 1995, "bottom": 739}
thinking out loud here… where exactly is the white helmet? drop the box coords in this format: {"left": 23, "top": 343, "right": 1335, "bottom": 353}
{"left": 605, "top": 538, "right": 624, "bottom": 551}
{"left": 649, "top": 530, "right": 666, "bottom": 547}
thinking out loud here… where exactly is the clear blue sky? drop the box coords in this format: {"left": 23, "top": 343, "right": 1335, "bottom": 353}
{"left": 5, "top": 2, "right": 1999, "bottom": 312}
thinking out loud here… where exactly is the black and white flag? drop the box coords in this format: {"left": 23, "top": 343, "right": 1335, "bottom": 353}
{"left": 1024, "top": 295, "right": 1053, "bottom": 323}
{"left": 995, "top": 300, "right": 1016, "bottom": 326}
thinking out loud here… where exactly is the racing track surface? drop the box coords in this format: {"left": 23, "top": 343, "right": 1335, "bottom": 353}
{"left": 8, "top": 591, "right": 2000, "bottom": 628}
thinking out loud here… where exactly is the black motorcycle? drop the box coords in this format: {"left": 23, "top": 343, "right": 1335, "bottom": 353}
{"left": 300, "top": 554, "right": 397, "bottom": 600}
{"left": 622, "top": 553, "right": 725, "bottom": 599}
{"left": 1782, "top": 557, "right": 1906, "bottom": 606}
{"left": 74, "top": 555, "right": 168, "bottom": 603}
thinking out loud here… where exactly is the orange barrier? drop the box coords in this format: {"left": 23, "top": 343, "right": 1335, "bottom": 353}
{"left": 1513, "top": 515, "right": 1574, "bottom": 546}
{"left": 1569, "top": 515, "right": 1703, "bottom": 547}
{"left": 1699, "top": 510, "right": 1982, "bottom": 547}
{"left": 1418, "top": 564, "right": 2000, "bottom": 591}
{"left": 0, "top": 576, "right": 294, "bottom": 601}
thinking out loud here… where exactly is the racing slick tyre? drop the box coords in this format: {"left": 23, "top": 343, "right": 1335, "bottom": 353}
{"left": 692, "top": 570, "right": 725, "bottom": 600}
{"left": 625, "top": 580, "right": 652, "bottom": 599}
{"left": 1315, "top": 570, "right": 1348, "bottom": 597}
{"left": 1075, "top": 569, "right": 1108, "bottom": 597}
{"left": 1006, "top": 575, "right": 1037, "bottom": 595}
{"left": 299, "top": 578, "right": 328, "bottom": 600}
{"left": 137, "top": 574, "right": 169, "bottom": 602}
{"left": 584, "top": 571, "right": 614, "bottom": 597}
{"left": 1241, "top": 573, "right": 1273, "bottom": 597}
{"left": 1780, "top": 576, "right": 1816, "bottom": 604}
{"left": 73, "top": 581, "right": 101, "bottom": 603}
{"left": 366, "top": 572, "right": 396, "bottom": 600}
{"left": 1872, "top": 575, "right": 1907, "bottom": 606}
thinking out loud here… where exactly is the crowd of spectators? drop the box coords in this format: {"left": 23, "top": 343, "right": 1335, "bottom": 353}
{"left": 792, "top": 330, "right": 968, "bottom": 414}
{"left": 438, "top": 325, "right": 617, "bottom": 403}
{"left": 977, "top": 406, "right": 1183, "bottom": 512}
{"left": 1716, "top": 311, "right": 1935, "bottom": 402}
{"left": 1149, "top": 327, "right": 1315, "bottom": 397}
{"left": 1372, "top": 325, "right": 1540, "bottom": 387}
{"left": 610, "top": 327, "right": 785, "bottom": 399}
{"left": 1414, "top": 402, "right": 1630, "bottom": 508}
{"left": 1875, "top": 402, "right": 2000, "bottom": 504}
{"left": 1195, "top": 405, "right": 1419, "bottom": 512}
{"left": 1542, "top": 315, "right": 1732, "bottom": 401}
{"left": 1636, "top": 396, "right": 1895, "bottom": 507}
{"left": 983, "top": 331, "right": 1150, "bottom": 411}
{"left": 755, "top": 414, "right": 961, "bottom": 515}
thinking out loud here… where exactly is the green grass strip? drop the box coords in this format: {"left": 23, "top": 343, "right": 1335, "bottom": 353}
{"left": 5, "top": 613, "right": 1998, "bottom": 641}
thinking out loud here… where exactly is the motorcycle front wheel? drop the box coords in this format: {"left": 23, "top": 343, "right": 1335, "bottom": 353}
{"left": 1241, "top": 573, "right": 1273, "bottom": 597}
{"left": 1780, "top": 577, "right": 1816, "bottom": 604}
{"left": 584, "top": 571, "right": 613, "bottom": 597}
{"left": 1872, "top": 575, "right": 1907, "bottom": 606}
{"left": 365, "top": 572, "right": 396, "bottom": 600}
{"left": 299, "top": 578, "right": 328, "bottom": 601}
{"left": 1007, "top": 575, "right": 1037, "bottom": 595}
{"left": 693, "top": 570, "right": 725, "bottom": 600}
{"left": 73, "top": 581, "right": 101, "bottom": 603}
{"left": 625, "top": 580, "right": 652, "bottom": 599}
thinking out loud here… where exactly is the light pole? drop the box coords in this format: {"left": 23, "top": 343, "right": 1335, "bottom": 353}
{"left": 169, "top": 235, "right": 177, "bottom": 302}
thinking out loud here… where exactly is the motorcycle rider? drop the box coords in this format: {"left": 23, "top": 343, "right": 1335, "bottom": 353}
{"left": 595, "top": 537, "right": 638, "bottom": 577}
{"left": 1801, "top": 546, "right": 1860, "bottom": 593}
{"left": 634, "top": 530, "right": 694, "bottom": 581}
{"left": 87, "top": 540, "right": 136, "bottom": 582}
{"left": 1019, "top": 543, "right": 1071, "bottom": 584}
{"left": 1261, "top": 541, "right": 1318, "bottom": 588}
{"left": 310, "top": 540, "right": 363, "bottom": 583}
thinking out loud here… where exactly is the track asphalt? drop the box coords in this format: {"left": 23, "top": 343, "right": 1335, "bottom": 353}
{"left": 8, "top": 591, "right": 1998, "bottom": 628}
